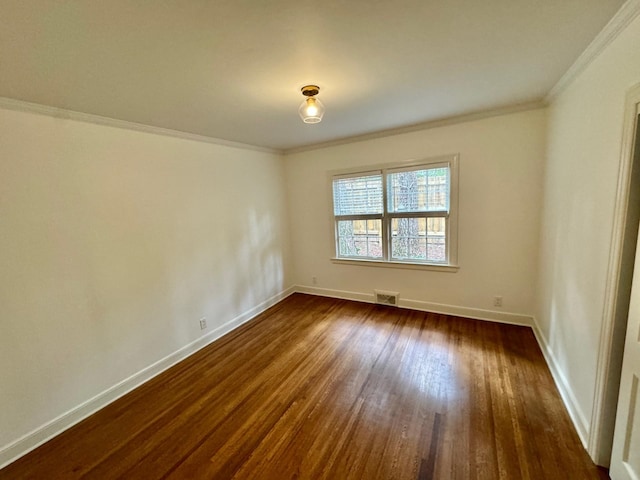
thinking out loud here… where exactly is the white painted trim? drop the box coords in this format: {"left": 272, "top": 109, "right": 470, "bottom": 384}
{"left": 296, "top": 285, "right": 375, "bottom": 304}
{"left": 400, "top": 298, "right": 533, "bottom": 327}
{"left": 330, "top": 258, "right": 459, "bottom": 273}
{"left": 0, "top": 97, "right": 281, "bottom": 155}
{"left": 546, "top": 0, "right": 640, "bottom": 102}
{"left": 531, "top": 319, "right": 590, "bottom": 448}
{"left": 0, "top": 97, "right": 543, "bottom": 157}
{"left": 284, "top": 101, "right": 545, "bottom": 155}
{"left": 0, "top": 286, "right": 295, "bottom": 470}
{"left": 588, "top": 83, "right": 640, "bottom": 464}
{"left": 295, "top": 285, "right": 533, "bottom": 327}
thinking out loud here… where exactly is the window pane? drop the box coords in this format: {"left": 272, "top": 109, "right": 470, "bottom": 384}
{"left": 333, "top": 174, "right": 383, "bottom": 215}
{"left": 391, "top": 217, "right": 446, "bottom": 262}
{"left": 337, "top": 219, "right": 382, "bottom": 258}
{"left": 426, "top": 217, "right": 446, "bottom": 262}
{"left": 388, "top": 167, "right": 449, "bottom": 213}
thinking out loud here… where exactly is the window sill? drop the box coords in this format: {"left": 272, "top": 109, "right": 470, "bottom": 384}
{"left": 330, "top": 258, "right": 459, "bottom": 272}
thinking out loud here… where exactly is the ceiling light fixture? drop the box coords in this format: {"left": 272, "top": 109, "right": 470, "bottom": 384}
{"left": 299, "top": 85, "right": 325, "bottom": 124}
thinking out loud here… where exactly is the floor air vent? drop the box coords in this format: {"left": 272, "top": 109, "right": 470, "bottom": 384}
{"left": 374, "top": 290, "right": 399, "bottom": 306}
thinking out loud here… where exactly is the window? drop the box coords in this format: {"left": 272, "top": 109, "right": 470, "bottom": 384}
{"left": 331, "top": 155, "right": 458, "bottom": 269}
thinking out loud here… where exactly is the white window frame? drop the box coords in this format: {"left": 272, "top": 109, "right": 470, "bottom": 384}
{"left": 329, "top": 154, "right": 459, "bottom": 272}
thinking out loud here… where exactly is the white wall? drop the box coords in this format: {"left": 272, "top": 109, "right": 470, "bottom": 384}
{"left": 0, "top": 106, "right": 293, "bottom": 462}
{"left": 284, "top": 109, "right": 546, "bottom": 322}
{"left": 536, "top": 12, "right": 640, "bottom": 454}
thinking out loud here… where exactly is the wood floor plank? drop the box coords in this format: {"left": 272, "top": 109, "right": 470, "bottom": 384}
{"left": 0, "top": 294, "right": 607, "bottom": 479}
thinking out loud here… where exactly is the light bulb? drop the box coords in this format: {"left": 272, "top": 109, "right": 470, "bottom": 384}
{"left": 305, "top": 99, "right": 318, "bottom": 116}
{"left": 299, "top": 95, "right": 325, "bottom": 124}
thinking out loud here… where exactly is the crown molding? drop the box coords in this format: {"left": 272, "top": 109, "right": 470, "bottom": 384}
{"left": 284, "top": 100, "right": 545, "bottom": 155}
{"left": 546, "top": 0, "right": 640, "bottom": 102}
{"left": 0, "top": 97, "right": 282, "bottom": 155}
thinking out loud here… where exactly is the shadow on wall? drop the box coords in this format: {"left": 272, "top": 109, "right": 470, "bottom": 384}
{"left": 231, "top": 208, "right": 285, "bottom": 315}
{"left": 539, "top": 207, "right": 599, "bottom": 437}
{"left": 163, "top": 205, "right": 285, "bottom": 345}
{"left": 163, "top": 203, "right": 285, "bottom": 351}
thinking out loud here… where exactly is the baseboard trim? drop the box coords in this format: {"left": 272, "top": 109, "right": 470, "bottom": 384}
{"left": 531, "top": 319, "right": 590, "bottom": 448}
{"left": 296, "top": 285, "right": 375, "bottom": 304}
{"left": 0, "top": 286, "right": 295, "bottom": 470}
{"left": 295, "top": 285, "right": 534, "bottom": 327}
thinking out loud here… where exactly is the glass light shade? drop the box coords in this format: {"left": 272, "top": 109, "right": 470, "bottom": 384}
{"left": 298, "top": 97, "right": 325, "bottom": 124}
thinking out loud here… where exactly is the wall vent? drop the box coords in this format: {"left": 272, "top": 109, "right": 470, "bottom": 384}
{"left": 374, "top": 290, "right": 399, "bottom": 307}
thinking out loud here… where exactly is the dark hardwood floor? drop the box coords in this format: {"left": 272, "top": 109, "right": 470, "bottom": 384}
{"left": 1, "top": 293, "right": 607, "bottom": 479}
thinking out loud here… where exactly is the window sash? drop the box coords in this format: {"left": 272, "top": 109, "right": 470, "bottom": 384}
{"left": 388, "top": 215, "right": 449, "bottom": 264}
{"left": 387, "top": 163, "right": 450, "bottom": 214}
{"left": 335, "top": 217, "right": 384, "bottom": 259}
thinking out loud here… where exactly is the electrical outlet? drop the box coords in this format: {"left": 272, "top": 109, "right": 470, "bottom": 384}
{"left": 199, "top": 318, "right": 207, "bottom": 330}
{"left": 493, "top": 296, "right": 503, "bottom": 307}
{"left": 312, "top": 276, "right": 318, "bottom": 285}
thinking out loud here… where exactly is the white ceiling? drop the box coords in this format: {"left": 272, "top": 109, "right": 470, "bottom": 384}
{"left": 0, "top": 0, "right": 626, "bottom": 151}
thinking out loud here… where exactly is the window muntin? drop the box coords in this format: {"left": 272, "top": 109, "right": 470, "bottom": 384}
{"left": 332, "top": 158, "right": 457, "bottom": 266}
